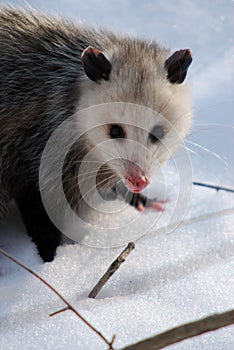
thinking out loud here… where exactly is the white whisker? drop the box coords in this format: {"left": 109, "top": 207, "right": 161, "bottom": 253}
{"left": 185, "top": 140, "right": 228, "bottom": 166}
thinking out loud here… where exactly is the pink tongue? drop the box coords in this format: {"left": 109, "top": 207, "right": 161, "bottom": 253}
{"left": 125, "top": 167, "right": 149, "bottom": 193}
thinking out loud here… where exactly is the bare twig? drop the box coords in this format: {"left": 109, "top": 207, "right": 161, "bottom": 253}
{"left": 50, "top": 306, "right": 69, "bottom": 317}
{"left": 88, "top": 242, "right": 135, "bottom": 299}
{"left": 121, "top": 309, "right": 234, "bottom": 350}
{"left": 193, "top": 182, "right": 234, "bottom": 193}
{"left": 0, "top": 247, "right": 115, "bottom": 350}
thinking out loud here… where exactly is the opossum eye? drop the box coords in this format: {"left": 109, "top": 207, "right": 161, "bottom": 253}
{"left": 110, "top": 124, "right": 125, "bottom": 139}
{"left": 149, "top": 126, "right": 165, "bottom": 143}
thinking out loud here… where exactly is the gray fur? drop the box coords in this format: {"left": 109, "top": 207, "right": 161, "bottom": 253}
{"left": 0, "top": 8, "right": 192, "bottom": 221}
{"left": 0, "top": 8, "right": 106, "bottom": 217}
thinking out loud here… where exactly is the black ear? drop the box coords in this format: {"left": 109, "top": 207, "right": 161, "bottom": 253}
{"left": 81, "top": 46, "right": 112, "bottom": 82}
{"left": 165, "top": 49, "right": 192, "bottom": 84}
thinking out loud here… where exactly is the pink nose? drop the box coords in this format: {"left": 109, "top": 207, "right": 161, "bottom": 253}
{"left": 125, "top": 172, "right": 149, "bottom": 193}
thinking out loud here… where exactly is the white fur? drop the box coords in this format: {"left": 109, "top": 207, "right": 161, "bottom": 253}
{"left": 75, "top": 42, "right": 193, "bottom": 186}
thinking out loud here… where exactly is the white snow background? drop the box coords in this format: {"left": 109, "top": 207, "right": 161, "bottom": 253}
{"left": 0, "top": 1, "right": 233, "bottom": 349}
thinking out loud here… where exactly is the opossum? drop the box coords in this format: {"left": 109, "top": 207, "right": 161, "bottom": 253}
{"left": 0, "top": 9, "right": 193, "bottom": 262}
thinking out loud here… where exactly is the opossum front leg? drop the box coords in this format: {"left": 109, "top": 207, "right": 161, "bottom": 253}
{"left": 15, "top": 189, "right": 61, "bottom": 262}
{"left": 128, "top": 193, "right": 165, "bottom": 212}
{"left": 113, "top": 184, "right": 165, "bottom": 212}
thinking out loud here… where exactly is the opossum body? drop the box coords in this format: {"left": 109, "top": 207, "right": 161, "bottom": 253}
{"left": 0, "top": 9, "right": 193, "bottom": 261}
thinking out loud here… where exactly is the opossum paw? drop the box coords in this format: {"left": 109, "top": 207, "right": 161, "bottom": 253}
{"left": 129, "top": 193, "right": 166, "bottom": 212}
{"left": 144, "top": 199, "right": 166, "bottom": 212}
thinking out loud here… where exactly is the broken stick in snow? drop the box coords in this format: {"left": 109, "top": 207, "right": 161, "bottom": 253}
{"left": 88, "top": 242, "right": 135, "bottom": 299}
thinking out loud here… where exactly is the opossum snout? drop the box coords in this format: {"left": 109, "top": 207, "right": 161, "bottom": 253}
{"left": 125, "top": 164, "right": 149, "bottom": 193}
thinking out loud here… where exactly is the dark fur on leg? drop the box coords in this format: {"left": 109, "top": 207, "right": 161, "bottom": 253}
{"left": 129, "top": 192, "right": 150, "bottom": 209}
{"left": 113, "top": 183, "right": 152, "bottom": 210}
{"left": 16, "top": 189, "right": 61, "bottom": 262}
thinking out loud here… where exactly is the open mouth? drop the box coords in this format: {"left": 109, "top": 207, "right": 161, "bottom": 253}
{"left": 125, "top": 172, "right": 149, "bottom": 193}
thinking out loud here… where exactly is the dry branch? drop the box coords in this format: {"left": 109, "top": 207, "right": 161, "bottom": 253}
{"left": 193, "top": 181, "right": 234, "bottom": 193}
{"left": 121, "top": 309, "right": 234, "bottom": 350}
{"left": 88, "top": 242, "right": 135, "bottom": 298}
{"left": 0, "top": 247, "right": 115, "bottom": 350}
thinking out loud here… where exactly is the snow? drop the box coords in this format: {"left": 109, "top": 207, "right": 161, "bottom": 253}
{"left": 0, "top": 1, "right": 234, "bottom": 349}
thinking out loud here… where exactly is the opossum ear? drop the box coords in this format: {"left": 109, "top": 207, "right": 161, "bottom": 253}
{"left": 81, "top": 47, "right": 112, "bottom": 82}
{"left": 165, "top": 49, "right": 192, "bottom": 84}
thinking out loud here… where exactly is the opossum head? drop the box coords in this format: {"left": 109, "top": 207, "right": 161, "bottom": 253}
{"left": 76, "top": 41, "right": 193, "bottom": 193}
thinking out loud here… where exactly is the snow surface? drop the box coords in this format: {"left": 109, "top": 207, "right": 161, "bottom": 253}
{"left": 0, "top": 1, "right": 234, "bottom": 349}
